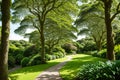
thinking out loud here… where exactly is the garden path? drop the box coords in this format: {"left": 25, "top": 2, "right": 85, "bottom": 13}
{"left": 35, "top": 56, "right": 72, "bottom": 80}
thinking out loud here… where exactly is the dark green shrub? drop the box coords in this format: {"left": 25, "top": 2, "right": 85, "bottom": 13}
{"left": 23, "top": 45, "right": 38, "bottom": 57}
{"left": 62, "top": 43, "right": 77, "bottom": 54}
{"left": 21, "top": 57, "right": 30, "bottom": 67}
{"left": 76, "top": 61, "right": 120, "bottom": 80}
{"left": 8, "top": 56, "right": 15, "bottom": 68}
{"left": 15, "top": 54, "right": 24, "bottom": 65}
{"left": 28, "top": 54, "right": 41, "bottom": 66}
{"left": 45, "top": 54, "right": 52, "bottom": 61}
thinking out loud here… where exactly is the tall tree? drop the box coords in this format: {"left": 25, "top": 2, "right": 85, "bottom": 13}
{"left": 13, "top": 0, "right": 78, "bottom": 63}
{"left": 75, "top": 2, "right": 106, "bottom": 51}
{"left": 0, "top": 0, "right": 11, "bottom": 80}
{"left": 101, "top": 0, "right": 120, "bottom": 60}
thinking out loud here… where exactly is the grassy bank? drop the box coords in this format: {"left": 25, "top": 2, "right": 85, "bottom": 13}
{"left": 60, "top": 54, "right": 106, "bottom": 80}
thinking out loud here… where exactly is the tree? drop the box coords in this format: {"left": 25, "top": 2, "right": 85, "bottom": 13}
{"left": 0, "top": 0, "right": 11, "bottom": 80}
{"left": 75, "top": 2, "right": 106, "bottom": 51}
{"left": 78, "top": 0, "right": 120, "bottom": 60}
{"left": 13, "top": 0, "right": 78, "bottom": 63}
{"left": 101, "top": 0, "right": 120, "bottom": 60}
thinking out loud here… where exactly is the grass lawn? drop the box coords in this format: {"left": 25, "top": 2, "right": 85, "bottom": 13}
{"left": 9, "top": 57, "right": 67, "bottom": 80}
{"left": 60, "top": 54, "right": 106, "bottom": 80}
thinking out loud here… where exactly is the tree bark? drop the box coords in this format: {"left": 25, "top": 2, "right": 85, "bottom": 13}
{"left": 0, "top": 0, "right": 11, "bottom": 80}
{"left": 104, "top": 0, "right": 115, "bottom": 60}
{"left": 40, "top": 24, "right": 46, "bottom": 64}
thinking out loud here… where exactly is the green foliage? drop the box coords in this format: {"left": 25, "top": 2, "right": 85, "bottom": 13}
{"left": 45, "top": 54, "right": 52, "bottom": 61}
{"left": 76, "top": 61, "right": 120, "bottom": 80}
{"left": 114, "top": 45, "right": 120, "bottom": 60}
{"left": 21, "top": 57, "right": 30, "bottom": 67}
{"left": 28, "top": 54, "right": 41, "bottom": 66}
{"left": 15, "top": 53, "right": 24, "bottom": 65}
{"left": 98, "top": 49, "right": 107, "bottom": 58}
{"left": 62, "top": 43, "right": 77, "bottom": 54}
{"left": 8, "top": 56, "right": 15, "bottom": 68}
{"left": 23, "top": 45, "right": 38, "bottom": 57}
{"left": 77, "top": 38, "right": 97, "bottom": 52}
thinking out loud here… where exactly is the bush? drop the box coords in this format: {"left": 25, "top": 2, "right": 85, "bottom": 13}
{"left": 28, "top": 54, "right": 41, "bottom": 66}
{"left": 76, "top": 61, "right": 120, "bottom": 80}
{"left": 45, "top": 54, "right": 52, "bottom": 61}
{"left": 114, "top": 45, "right": 120, "bottom": 60}
{"left": 23, "top": 45, "right": 38, "bottom": 57}
{"left": 98, "top": 49, "right": 107, "bottom": 58}
{"left": 21, "top": 57, "right": 30, "bottom": 67}
{"left": 8, "top": 56, "right": 15, "bottom": 68}
{"left": 15, "top": 54, "right": 24, "bottom": 65}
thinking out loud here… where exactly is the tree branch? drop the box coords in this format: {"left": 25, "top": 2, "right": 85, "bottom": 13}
{"left": 110, "top": 2, "right": 120, "bottom": 22}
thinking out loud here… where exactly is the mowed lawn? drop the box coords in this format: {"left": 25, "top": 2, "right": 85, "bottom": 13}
{"left": 60, "top": 54, "right": 106, "bottom": 80}
{"left": 9, "top": 57, "right": 67, "bottom": 80}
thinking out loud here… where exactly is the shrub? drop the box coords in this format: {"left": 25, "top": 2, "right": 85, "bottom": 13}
{"left": 28, "top": 54, "right": 41, "bottom": 66}
{"left": 114, "top": 45, "right": 120, "bottom": 60}
{"left": 45, "top": 54, "right": 52, "bottom": 61}
{"left": 76, "top": 61, "right": 120, "bottom": 80}
{"left": 51, "top": 55, "right": 56, "bottom": 60}
{"left": 98, "top": 49, "right": 107, "bottom": 58}
{"left": 15, "top": 54, "right": 24, "bottom": 65}
{"left": 8, "top": 56, "right": 15, "bottom": 68}
{"left": 23, "top": 45, "right": 38, "bottom": 57}
{"left": 21, "top": 57, "right": 30, "bottom": 67}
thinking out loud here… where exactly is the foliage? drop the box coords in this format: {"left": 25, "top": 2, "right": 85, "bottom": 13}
{"left": 28, "top": 54, "right": 41, "bottom": 66}
{"left": 92, "top": 45, "right": 120, "bottom": 60}
{"left": 45, "top": 54, "right": 52, "bottom": 61}
{"left": 62, "top": 43, "right": 77, "bottom": 54}
{"left": 8, "top": 56, "right": 15, "bottom": 68}
{"left": 21, "top": 57, "right": 30, "bottom": 67}
{"left": 76, "top": 61, "right": 120, "bottom": 80}
{"left": 77, "top": 38, "right": 97, "bottom": 52}
{"left": 15, "top": 53, "right": 24, "bottom": 65}
{"left": 23, "top": 45, "right": 38, "bottom": 57}
{"left": 75, "top": 1, "right": 106, "bottom": 51}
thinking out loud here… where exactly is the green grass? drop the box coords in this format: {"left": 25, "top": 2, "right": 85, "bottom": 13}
{"left": 60, "top": 54, "right": 106, "bottom": 80}
{"left": 9, "top": 57, "right": 67, "bottom": 80}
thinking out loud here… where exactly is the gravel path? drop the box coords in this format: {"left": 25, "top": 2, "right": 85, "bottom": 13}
{"left": 35, "top": 56, "right": 72, "bottom": 80}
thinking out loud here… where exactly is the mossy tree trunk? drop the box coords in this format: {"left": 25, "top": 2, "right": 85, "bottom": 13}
{"left": 0, "top": 0, "right": 11, "bottom": 80}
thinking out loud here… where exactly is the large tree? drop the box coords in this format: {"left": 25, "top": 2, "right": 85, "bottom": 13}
{"left": 101, "top": 0, "right": 120, "bottom": 60}
{"left": 13, "top": 0, "right": 78, "bottom": 63}
{"left": 0, "top": 0, "right": 11, "bottom": 80}
{"left": 75, "top": 2, "right": 106, "bottom": 51}
{"left": 78, "top": 0, "right": 120, "bottom": 60}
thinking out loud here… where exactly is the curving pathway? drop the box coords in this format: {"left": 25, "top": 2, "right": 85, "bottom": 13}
{"left": 35, "top": 56, "right": 72, "bottom": 80}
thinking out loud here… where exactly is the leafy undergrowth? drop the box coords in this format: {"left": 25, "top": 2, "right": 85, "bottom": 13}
{"left": 9, "top": 57, "right": 67, "bottom": 80}
{"left": 60, "top": 54, "right": 106, "bottom": 80}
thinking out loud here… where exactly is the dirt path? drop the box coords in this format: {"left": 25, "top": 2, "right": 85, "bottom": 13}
{"left": 35, "top": 56, "right": 72, "bottom": 80}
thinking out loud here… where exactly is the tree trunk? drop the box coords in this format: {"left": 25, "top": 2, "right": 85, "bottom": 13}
{"left": 104, "top": 1, "right": 115, "bottom": 60}
{"left": 40, "top": 25, "right": 46, "bottom": 64}
{"left": 0, "top": 0, "right": 10, "bottom": 80}
{"left": 96, "top": 41, "right": 102, "bottom": 51}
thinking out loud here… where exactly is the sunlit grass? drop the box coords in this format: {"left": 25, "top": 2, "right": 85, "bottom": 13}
{"left": 9, "top": 57, "right": 67, "bottom": 80}
{"left": 60, "top": 54, "right": 106, "bottom": 80}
